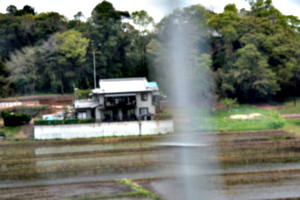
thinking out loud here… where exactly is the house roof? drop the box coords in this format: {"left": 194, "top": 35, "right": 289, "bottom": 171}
{"left": 92, "top": 77, "right": 158, "bottom": 94}
{"left": 148, "top": 82, "right": 159, "bottom": 90}
{"left": 74, "top": 100, "right": 100, "bottom": 109}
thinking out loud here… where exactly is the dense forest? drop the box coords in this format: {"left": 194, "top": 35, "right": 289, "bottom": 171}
{"left": 1, "top": 0, "right": 300, "bottom": 103}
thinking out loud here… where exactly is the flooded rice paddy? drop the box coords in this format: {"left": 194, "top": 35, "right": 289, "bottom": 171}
{"left": 1, "top": 130, "right": 300, "bottom": 199}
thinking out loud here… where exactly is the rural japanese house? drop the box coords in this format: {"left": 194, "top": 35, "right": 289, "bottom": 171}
{"left": 74, "top": 77, "right": 162, "bottom": 122}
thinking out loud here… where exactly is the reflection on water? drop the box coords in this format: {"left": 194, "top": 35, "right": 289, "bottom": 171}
{"left": 1, "top": 132, "right": 300, "bottom": 199}
{"left": 35, "top": 142, "right": 151, "bottom": 155}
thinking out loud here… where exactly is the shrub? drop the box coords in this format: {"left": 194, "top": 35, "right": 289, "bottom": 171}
{"left": 156, "top": 111, "right": 173, "bottom": 120}
{"left": 1, "top": 105, "right": 49, "bottom": 118}
{"left": 220, "top": 98, "right": 238, "bottom": 112}
{"left": 78, "top": 118, "right": 95, "bottom": 123}
{"left": 0, "top": 131, "right": 5, "bottom": 138}
{"left": 34, "top": 118, "right": 95, "bottom": 125}
{"left": 34, "top": 120, "right": 63, "bottom": 125}
{"left": 75, "top": 89, "right": 92, "bottom": 99}
{"left": 268, "top": 120, "right": 285, "bottom": 129}
{"left": 3, "top": 113, "right": 32, "bottom": 127}
{"left": 1, "top": 111, "right": 9, "bottom": 119}
{"left": 64, "top": 119, "right": 79, "bottom": 124}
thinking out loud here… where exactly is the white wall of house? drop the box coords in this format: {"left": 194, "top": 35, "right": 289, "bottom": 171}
{"left": 90, "top": 92, "right": 156, "bottom": 121}
{"left": 77, "top": 109, "right": 92, "bottom": 119}
{"left": 98, "top": 95, "right": 104, "bottom": 105}
{"left": 95, "top": 107, "right": 102, "bottom": 121}
{"left": 34, "top": 120, "right": 174, "bottom": 140}
{"left": 136, "top": 92, "right": 155, "bottom": 116}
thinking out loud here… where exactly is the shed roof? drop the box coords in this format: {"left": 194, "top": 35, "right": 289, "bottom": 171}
{"left": 93, "top": 77, "right": 157, "bottom": 94}
{"left": 148, "top": 82, "right": 159, "bottom": 90}
{"left": 74, "top": 100, "right": 99, "bottom": 109}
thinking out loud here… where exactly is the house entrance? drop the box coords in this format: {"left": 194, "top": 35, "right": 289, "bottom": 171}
{"left": 122, "top": 109, "right": 128, "bottom": 121}
{"left": 113, "top": 110, "right": 118, "bottom": 121}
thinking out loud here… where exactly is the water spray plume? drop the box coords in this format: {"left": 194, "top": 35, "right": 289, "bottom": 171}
{"left": 158, "top": 0, "right": 223, "bottom": 199}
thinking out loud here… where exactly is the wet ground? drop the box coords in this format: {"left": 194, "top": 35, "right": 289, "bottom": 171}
{"left": 1, "top": 130, "right": 300, "bottom": 199}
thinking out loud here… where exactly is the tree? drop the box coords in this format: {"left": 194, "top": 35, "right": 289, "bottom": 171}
{"left": 22, "top": 5, "right": 36, "bottom": 15}
{"left": 210, "top": 2, "right": 299, "bottom": 101}
{"left": 15, "top": 5, "right": 36, "bottom": 16}
{"left": 56, "top": 30, "right": 89, "bottom": 91}
{"left": 87, "top": 1, "right": 131, "bottom": 79}
{"left": 74, "top": 11, "right": 84, "bottom": 20}
{"left": 130, "top": 10, "right": 155, "bottom": 79}
{"left": 6, "top": 46, "right": 39, "bottom": 94}
{"left": 220, "top": 98, "right": 237, "bottom": 112}
{"left": 208, "top": 4, "right": 241, "bottom": 70}
{"left": 131, "top": 10, "right": 154, "bottom": 35}
{"left": 35, "top": 12, "right": 68, "bottom": 41}
{"left": 0, "top": 57, "right": 9, "bottom": 97}
{"left": 6, "top": 5, "right": 17, "bottom": 15}
{"left": 149, "top": 4, "right": 213, "bottom": 103}
{"left": 36, "top": 34, "right": 62, "bottom": 93}
{"left": 232, "top": 44, "right": 279, "bottom": 100}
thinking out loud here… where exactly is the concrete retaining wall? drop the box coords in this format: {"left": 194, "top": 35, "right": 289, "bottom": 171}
{"left": 34, "top": 120, "right": 174, "bottom": 140}
{"left": 0, "top": 102, "right": 22, "bottom": 108}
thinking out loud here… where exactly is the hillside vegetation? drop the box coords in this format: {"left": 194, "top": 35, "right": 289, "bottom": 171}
{"left": 0, "top": 0, "right": 299, "bottom": 104}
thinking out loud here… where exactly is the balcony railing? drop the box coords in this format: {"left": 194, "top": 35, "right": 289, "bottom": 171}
{"left": 105, "top": 96, "right": 136, "bottom": 108}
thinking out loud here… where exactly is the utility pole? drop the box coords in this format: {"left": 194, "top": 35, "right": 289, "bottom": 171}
{"left": 93, "top": 49, "right": 96, "bottom": 89}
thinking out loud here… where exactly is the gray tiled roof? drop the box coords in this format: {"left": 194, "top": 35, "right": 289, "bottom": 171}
{"left": 74, "top": 100, "right": 100, "bottom": 109}
{"left": 92, "top": 77, "right": 158, "bottom": 94}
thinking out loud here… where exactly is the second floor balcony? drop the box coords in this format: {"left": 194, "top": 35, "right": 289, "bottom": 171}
{"left": 104, "top": 93, "right": 136, "bottom": 108}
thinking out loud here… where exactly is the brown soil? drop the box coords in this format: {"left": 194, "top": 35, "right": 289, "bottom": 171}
{"left": 1, "top": 130, "right": 300, "bottom": 199}
{"left": 0, "top": 181, "right": 133, "bottom": 200}
{"left": 0, "top": 94, "right": 73, "bottom": 139}
{"left": 0, "top": 94, "right": 73, "bottom": 105}
{"left": 253, "top": 103, "right": 284, "bottom": 110}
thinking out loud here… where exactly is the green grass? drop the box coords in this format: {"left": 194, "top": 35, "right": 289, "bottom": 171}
{"left": 118, "top": 178, "right": 159, "bottom": 199}
{"left": 61, "top": 191, "right": 142, "bottom": 200}
{"left": 216, "top": 105, "right": 284, "bottom": 132}
{"left": 1, "top": 126, "right": 23, "bottom": 139}
{"left": 182, "top": 105, "right": 285, "bottom": 132}
{"left": 277, "top": 98, "right": 300, "bottom": 114}
{"left": 283, "top": 118, "right": 300, "bottom": 135}
{"left": 62, "top": 179, "right": 160, "bottom": 200}
{"left": 63, "top": 179, "right": 159, "bottom": 200}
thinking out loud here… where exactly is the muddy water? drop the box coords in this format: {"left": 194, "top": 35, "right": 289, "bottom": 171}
{"left": 1, "top": 131, "right": 300, "bottom": 199}
{"left": 142, "top": 131, "right": 300, "bottom": 200}
{"left": 35, "top": 142, "right": 152, "bottom": 155}
{"left": 0, "top": 141, "right": 163, "bottom": 182}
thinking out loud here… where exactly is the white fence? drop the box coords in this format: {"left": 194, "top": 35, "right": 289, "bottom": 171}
{"left": 0, "top": 102, "right": 22, "bottom": 108}
{"left": 34, "top": 120, "right": 174, "bottom": 140}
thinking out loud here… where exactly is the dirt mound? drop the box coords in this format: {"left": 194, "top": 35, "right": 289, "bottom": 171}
{"left": 0, "top": 94, "right": 73, "bottom": 105}
{"left": 253, "top": 103, "right": 284, "bottom": 110}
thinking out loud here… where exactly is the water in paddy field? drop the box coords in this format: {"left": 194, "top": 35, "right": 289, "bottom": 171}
{"left": 2, "top": 134, "right": 300, "bottom": 199}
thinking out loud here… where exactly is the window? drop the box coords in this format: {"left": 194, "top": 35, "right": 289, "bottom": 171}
{"left": 139, "top": 108, "right": 148, "bottom": 115}
{"left": 78, "top": 112, "right": 87, "bottom": 119}
{"left": 128, "top": 108, "right": 136, "bottom": 120}
{"left": 102, "top": 110, "right": 112, "bottom": 122}
{"left": 141, "top": 93, "right": 148, "bottom": 101}
{"left": 105, "top": 96, "right": 136, "bottom": 107}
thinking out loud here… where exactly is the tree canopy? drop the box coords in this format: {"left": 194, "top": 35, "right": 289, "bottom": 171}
{"left": 1, "top": 0, "right": 300, "bottom": 103}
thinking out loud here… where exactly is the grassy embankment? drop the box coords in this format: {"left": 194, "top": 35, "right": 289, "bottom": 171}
{"left": 0, "top": 105, "right": 49, "bottom": 139}
{"left": 62, "top": 178, "right": 159, "bottom": 200}
{"left": 174, "top": 104, "right": 285, "bottom": 133}
{"left": 2, "top": 101, "right": 300, "bottom": 139}
{"left": 0, "top": 104, "right": 287, "bottom": 139}
{"left": 275, "top": 99, "right": 300, "bottom": 134}
{"left": 0, "top": 126, "right": 25, "bottom": 139}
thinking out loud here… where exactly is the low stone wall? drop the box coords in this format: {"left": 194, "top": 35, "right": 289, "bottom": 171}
{"left": 0, "top": 102, "right": 22, "bottom": 108}
{"left": 34, "top": 120, "right": 174, "bottom": 140}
